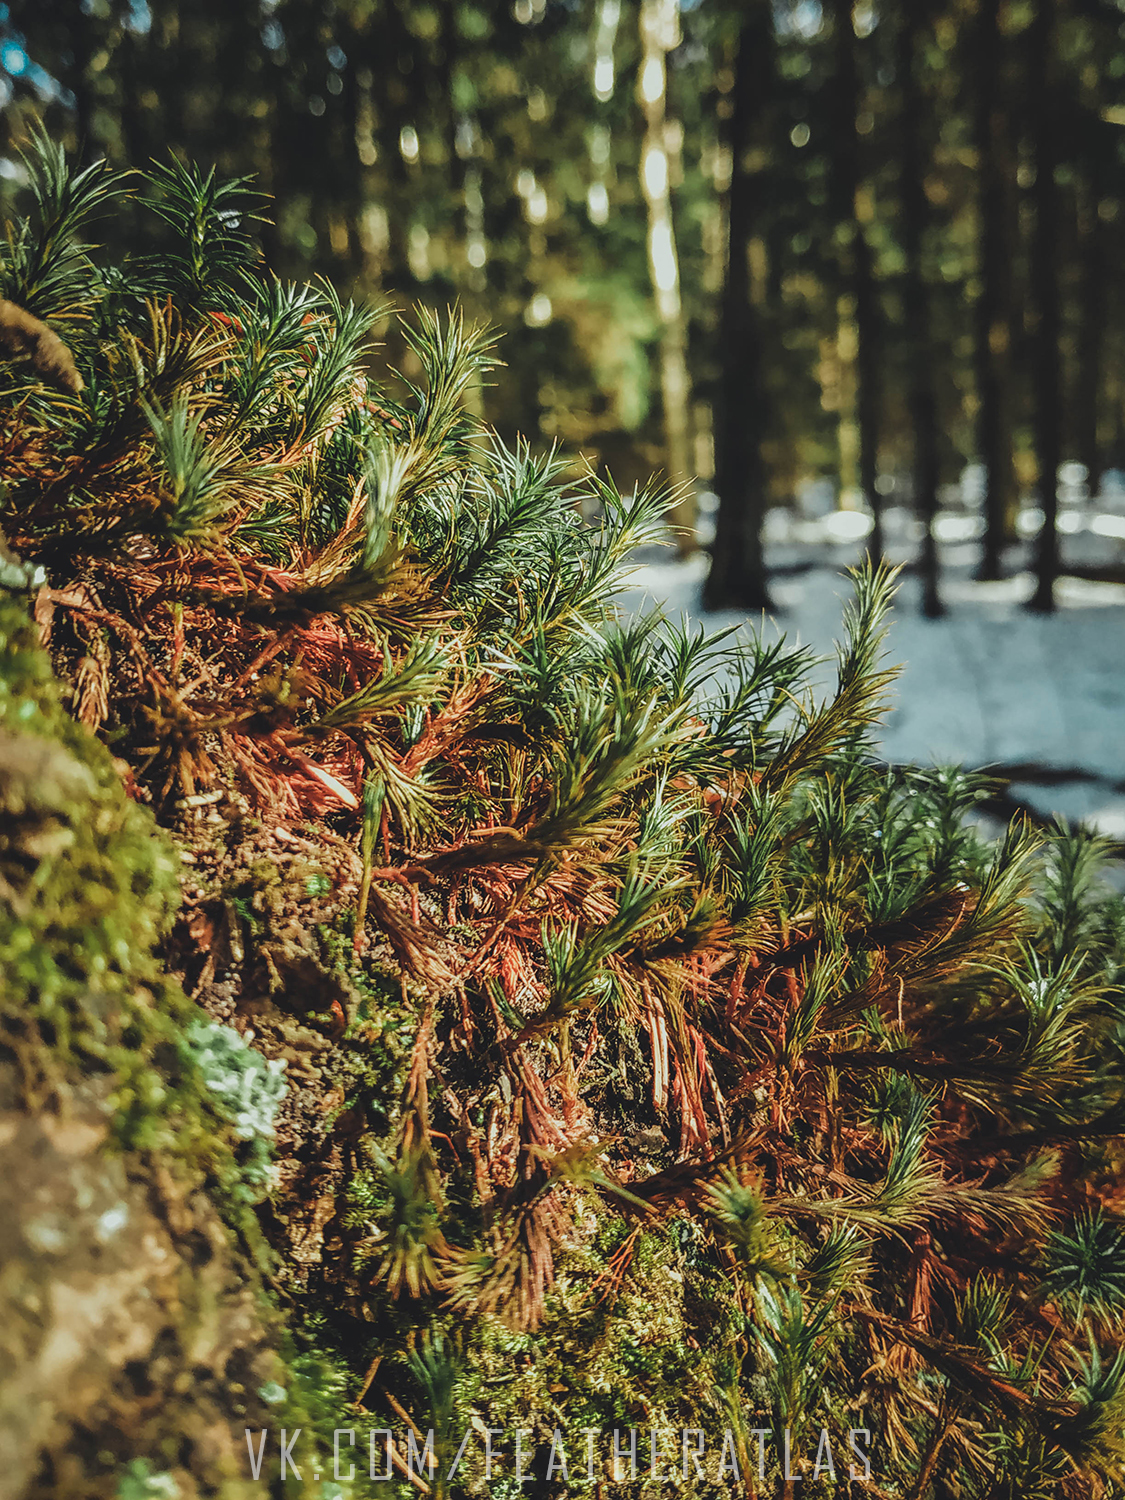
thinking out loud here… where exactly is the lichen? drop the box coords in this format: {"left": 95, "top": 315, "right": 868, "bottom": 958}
{"left": 184, "top": 1019, "right": 288, "bottom": 1142}
{"left": 115, "top": 1460, "right": 181, "bottom": 1500}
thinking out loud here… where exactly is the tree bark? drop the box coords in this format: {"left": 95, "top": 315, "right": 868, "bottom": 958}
{"left": 899, "top": 2, "right": 943, "bottom": 617}
{"left": 1030, "top": 0, "right": 1061, "bottom": 612}
{"left": 704, "top": 11, "right": 773, "bottom": 612}
{"left": 638, "top": 0, "right": 696, "bottom": 552}
{"left": 974, "top": 0, "right": 1018, "bottom": 581}
{"left": 1076, "top": 138, "right": 1107, "bottom": 501}
{"left": 829, "top": 0, "right": 882, "bottom": 560}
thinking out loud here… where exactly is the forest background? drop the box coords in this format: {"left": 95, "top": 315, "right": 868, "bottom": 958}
{"left": 4, "top": 0, "right": 1125, "bottom": 615}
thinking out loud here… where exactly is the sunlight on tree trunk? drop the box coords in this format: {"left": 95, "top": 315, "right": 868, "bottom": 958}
{"left": 638, "top": 0, "right": 695, "bottom": 553}
{"left": 592, "top": 0, "right": 620, "bottom": 104}
{"left": 1076, "top": 150, "right": 1107, "bottom": 501}
{"left": 834, "top": 298, "right": 861, "bottom": 508}
{"left": 830, "top": 0, "right": 882, "bottom": 561}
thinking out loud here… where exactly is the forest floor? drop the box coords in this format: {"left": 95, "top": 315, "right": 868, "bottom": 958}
{"left": 620, "top": 503, "right": 1125, "bottom": 854}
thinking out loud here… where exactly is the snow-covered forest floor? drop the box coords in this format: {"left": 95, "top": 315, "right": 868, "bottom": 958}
{"left": 620, "top": 491, "right": 1125, "bottom": 849}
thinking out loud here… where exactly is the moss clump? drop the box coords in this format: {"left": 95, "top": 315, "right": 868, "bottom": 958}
{"left": 0, "top": 591, "right": 180, "bottom": 1054}
{"left": 0, "top": 593, "right": 186, "bottom": 1125}
{"left": 0, "top": 591, "right": 283, "bottom": 1214}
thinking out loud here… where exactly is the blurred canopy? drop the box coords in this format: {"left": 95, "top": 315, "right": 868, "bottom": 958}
{"left": 5, "top": 0, "right": 1125, "bottom": 608}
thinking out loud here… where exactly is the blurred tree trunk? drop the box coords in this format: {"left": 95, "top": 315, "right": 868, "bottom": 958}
{"left": 116, "top": 18, "right": 152, "bottom": 170}
{"left": 704, "top": 10, "right": 772, "bottom": 612}
{"left": 829, "top": 0, "right": 882, "bottom": 560}
{"left": 899, "top": 1, "right": 943, "bottom": 618}
{"left": 638, "top": 0, "right": 695, "bottom": 551}
{"left": 380, "top": 0, "right": 424, "bottom": 302}
{"left": 67, "top": 8, "right": 99, "bottom": 162}
{"left": 1076, "top": 137, "right": 1107, "bottom": 501}
{"left": 1030, "top": 0, "right": 1061, "bottom": 612}
{"left": 975, "top": 0, "right": 1018, "bottom": 581}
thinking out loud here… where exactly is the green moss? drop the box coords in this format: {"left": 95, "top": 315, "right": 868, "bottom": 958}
{"left": 272, "top": 1200, "right": 756, "bottom": 1500}
{"left": 0, "top": 596, "right": 180, "bottom": 1033}
{"left": 0, "top": 592, "right": 278, "bottom": 1225}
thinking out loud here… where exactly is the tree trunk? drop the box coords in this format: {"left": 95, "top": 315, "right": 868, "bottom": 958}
{"left": 68, "top": 7, "right": 101, "bottom": 162}
{"left": 855, "top": 207, "right": 882, "bottom": 561}
{"left": 638, "top": 0, "right": 695, "bottom": 552}
{"left": 703, "top": 13, "right": 772, "bottom": 612}
{"left": 829, "top": 0, "right": 882, "bottom": 560}
{"left": 1076, "top": 145, "right": 1106, "bottom": 500}
{"left": 899, "top": 2, "right": 943, "bottom": 618}
{"left": 975, "top": 0, "right": 1018, "bottom": 581}
{"left": 1030, "top": 0, "right": 1061, "bottom": 612}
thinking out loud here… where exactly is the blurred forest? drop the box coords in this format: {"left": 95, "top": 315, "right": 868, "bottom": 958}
{"left": 5, "top": 0, "right": 1125, "bottom": 613}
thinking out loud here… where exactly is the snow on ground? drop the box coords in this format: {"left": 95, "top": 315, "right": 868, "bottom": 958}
{"left": 618, "top": 523, "right": 1125, "bottom": 842}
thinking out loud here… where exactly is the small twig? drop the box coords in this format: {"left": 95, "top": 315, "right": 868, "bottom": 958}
{"left": 388, "top": 1439, "right": 431, "bottom": 1496}
{"left": 380, "top": 1387, "right": 423, "bottom": 1441}
{"left": 351, "top": 1354, "right": 382, "bottom": 1410}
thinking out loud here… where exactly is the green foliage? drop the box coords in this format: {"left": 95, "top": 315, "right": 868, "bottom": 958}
{"left": 754, "top": 1280, "right": 837, "bottom": 1427}
{"left": 1, "top": 124, "right": 124, "bottom": 324}
{"left": 369, "top": 1144, "right": 450, "bottom": 1300}
{"left": 704, "top": 1167, "right": 790, "bottom": 1284}
{"left": 1041, "top": 1211, "right": 1125, "bottom": 1326}
{"left": 4, "top": 140, "right": 1125, "bottom": 1500}
{"left": 140, "top": 155, "right": 265, "bottom": 313}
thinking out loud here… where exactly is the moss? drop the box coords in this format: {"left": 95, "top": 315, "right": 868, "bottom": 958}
{"left": 268, "top": 1200, "right": 757, "bottom": 1500}
{"left": 0, "top": 590, "right": 308, "bottom": 1496}
{"left": 0, "top": 598, "right": 179, "bottom": 1041}
{"left": 0, "top": 590, "right": 286, "bottom": 1229}
{"left": 115, "top": 1458, "right": 182, "bottom": 1500}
